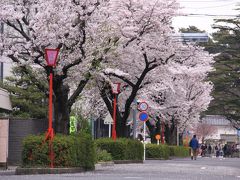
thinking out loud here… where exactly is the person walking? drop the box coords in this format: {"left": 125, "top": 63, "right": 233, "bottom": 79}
{"left": 189, "top": 135, "right": 199, "bottom": 160}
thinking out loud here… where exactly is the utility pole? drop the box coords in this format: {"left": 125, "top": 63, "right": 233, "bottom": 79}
{"left": 0, "top": 22, "right": 4, "bottom": 83}
{"left": 133, "top": 98, "right": 137, "bottom": 139}
{"left": 0, "top": 62, "right": 3, "bottom": 83}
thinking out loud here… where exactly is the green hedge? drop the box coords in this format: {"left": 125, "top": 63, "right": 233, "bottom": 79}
{"left": 146, "top": 144, "right": 169, "bottom": 159}
{"left": 22, "top": 133, "right": 95, "bottom": 169}
{"left": 95, "top": 138, "right": 143, "bottom": 161}
{"left": 169, "top": 146, "right": 190, "bottom": 157}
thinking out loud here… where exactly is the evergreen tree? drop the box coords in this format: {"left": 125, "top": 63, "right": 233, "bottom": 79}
{"left": 179, "top": 26, "right": 205, "bottom": 33}
{"left": 206, "top": 10, "right": 240, "bottom": 127}
{"left": 179, "top": 21, "right": 240, "bottom": 128}
{"left": 0, "top": 66, "right": 48, "bottom": 118}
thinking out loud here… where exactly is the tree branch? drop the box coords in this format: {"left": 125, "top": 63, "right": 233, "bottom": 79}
{"left": 103, "top": 71, "right": 134, "bottom": 87}
{"left": 5, "top": 20, "right": 31, "bottom": 41}
{"left": 68, "top": 72, "right": 91, "bottom": 107}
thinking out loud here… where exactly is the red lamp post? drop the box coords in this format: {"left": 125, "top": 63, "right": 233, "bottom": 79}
{"left": 44, "top": 48, "right": 59, "bottom": 168}
{"left": 111, "top": 83, "right": 121, "bottom": 141}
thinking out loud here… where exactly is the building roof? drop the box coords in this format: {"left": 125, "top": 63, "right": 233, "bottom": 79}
{"left": 172, "top": 33, "right": 209, "bottom": 42}
{"left": 202, "top": 115, "right": 230, "bottom": 126}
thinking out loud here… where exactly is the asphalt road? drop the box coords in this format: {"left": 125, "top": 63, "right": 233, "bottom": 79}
{"left": 1, "top": 157, "right": 240, "bottom": 180}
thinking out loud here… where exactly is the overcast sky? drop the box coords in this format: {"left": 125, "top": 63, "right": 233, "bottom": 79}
{"left": 173, "top": 0, "right": 240, "bottom": 33}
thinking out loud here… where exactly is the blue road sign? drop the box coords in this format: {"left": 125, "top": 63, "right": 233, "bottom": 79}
{"left": 139, "top": 112, "right": 149, "bottom": 122}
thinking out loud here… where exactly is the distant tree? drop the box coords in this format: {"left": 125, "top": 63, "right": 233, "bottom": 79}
{"left": 205, "top": 7, "right": 240, "bottom": 128}
{"left": 0, "top": 66, "right": 47, "bottom": 118}
{"left": 179, "top": 26, "right": 205, "bottom": 33}
{"left": 179, "top": 22, "right": 240, "bottom": 129}
{"left": 193, "top": 123, "right": 217, "bottom": 143}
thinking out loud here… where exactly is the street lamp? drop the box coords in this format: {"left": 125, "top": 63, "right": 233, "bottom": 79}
{"left": 44, "top": 48, "right": 59, "bottom": 168}
{"left": 111, "top": 83, "right": 121, "bottom": 141}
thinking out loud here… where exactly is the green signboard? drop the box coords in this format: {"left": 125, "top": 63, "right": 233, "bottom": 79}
{"left": 69, "top": 116, "right": 77, "bottom": 134}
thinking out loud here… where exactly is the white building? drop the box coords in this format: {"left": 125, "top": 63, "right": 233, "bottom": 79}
{"left": 202, "top": 115, "right": 238, "bottom": 144}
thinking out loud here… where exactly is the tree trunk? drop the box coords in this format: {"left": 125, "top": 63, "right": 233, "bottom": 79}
{"left": 53, "top": 77, "right": 70, "bottom": 134}
{"left": 116, "top": 110, "right": 128, "bottom": 137}
{"left": 164, "top": 123, "right": 177, "bottom": 145}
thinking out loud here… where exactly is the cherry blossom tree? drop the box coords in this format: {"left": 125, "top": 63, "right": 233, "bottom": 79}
{"left": 79, "top": 42, "right": 214, "bottom": 139}
{"left": 0, "top": 0, "right": 214, "bottom": 139}
{"left": 94, "top": 0, "right": 179, "bottom": 137}
{"left": 78, "top": 1, "right": 214, "bottom": 139}
{"left": 144, "top": 46, "right": 214, "bottom": 143}
{"left": 0, "top": 0, "right": 117, "bottom": 134}
{"left": 193, "top": 123, "right": 217, "bottom": 143}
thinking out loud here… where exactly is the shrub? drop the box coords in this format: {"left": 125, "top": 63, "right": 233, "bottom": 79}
{"left": 169, "top": 146, "right": 190, "bottom": 157}
{"left": 96, "top": 148, "right": 112, "bottom": 162}
{"left": 22, "top": 132, "right": 95, "bottom": 169}
{"left": 95, "top": 138, "right": 143, "bottom": 161}
{"left": 95, "top": 138, "right": 125, "bottom": 160}
{"left": 146, "top": 144, "right": 169, "bottom": 159}
{"left": 124, "top": 139, "right": 144, "bottom": 160}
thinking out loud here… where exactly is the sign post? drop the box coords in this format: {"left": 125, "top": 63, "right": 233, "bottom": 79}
{"left": 133, "top": 99, "right": 137, "bottom": 139}
{"left": 139, "top": 111, "right": 149, "bottom": 161}
{"left": 155, "top": 134, "right": 161, "bottom": 145}
{"left": 44, "top": 48, "right": 59, "bottom": 168}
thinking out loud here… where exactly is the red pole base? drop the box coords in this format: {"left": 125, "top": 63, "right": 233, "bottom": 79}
{"left": 45, "top": 128, "right": 54, "bottom": 168}
{"left": 112, "top": 95, "right": 117, "bottom": 141}
{"left": 112, "top": 131, "right": 116, "bottom": 141}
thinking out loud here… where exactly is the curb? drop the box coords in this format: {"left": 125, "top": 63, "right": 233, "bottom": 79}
{"left": 15, "top": 167, "right": 87, "bottom": 175}
{"left": 0, "top": 170, "right": 15, "bottom": 176}
{"left": 113, "top": 160, "right": 143, "bottom": 164}
{"left": 96, "top": 161, "right": 114, "bottom": 167}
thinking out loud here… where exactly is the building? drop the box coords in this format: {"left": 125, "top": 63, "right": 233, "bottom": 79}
{"left": 202, "top": 115, "right": 238, "bottom": 144}
{"left": 173, "top": 33, "right": 209, "bottom": 43}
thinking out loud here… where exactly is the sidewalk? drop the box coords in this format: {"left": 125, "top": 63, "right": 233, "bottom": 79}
{"left": 0, "top": 166, "right": 17, "bottom": 176}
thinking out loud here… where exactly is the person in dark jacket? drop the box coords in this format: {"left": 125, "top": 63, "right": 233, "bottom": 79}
{"left": 189, "top": 135, "right": 199, "bottom": 160}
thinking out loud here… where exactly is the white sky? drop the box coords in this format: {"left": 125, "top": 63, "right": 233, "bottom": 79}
{"left": 173, "top": 0, "right": 239, "bottom": 33}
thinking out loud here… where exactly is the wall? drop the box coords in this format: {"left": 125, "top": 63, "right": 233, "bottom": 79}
{"left": 0, "top": 119, "right": 9, "bottom": 168}
{"left": 8, "top": 118, "right": 48, "bottom": 165}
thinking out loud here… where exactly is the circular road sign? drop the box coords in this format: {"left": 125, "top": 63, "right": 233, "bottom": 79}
{"left": 139, "top": 112, "right": 149, "bottom": 122}
{"left": 138, "top": 102, "right": 148, "bottom": 111}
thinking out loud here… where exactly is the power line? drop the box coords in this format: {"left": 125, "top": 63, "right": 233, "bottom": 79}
{"left": 187, "top": 2, "right": 237, "bottom": 9}
{"left": 177, "top": 13, "right": 238, "bottom": 17}
{"left": 179, "top": 2, "right": 237, "bottom": 9}
{"left": 180, "top": 0, "right": 236, "bottom": 2}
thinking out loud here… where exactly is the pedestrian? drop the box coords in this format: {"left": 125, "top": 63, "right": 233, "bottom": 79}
{"left": 207, "top": 144, "right": 212, "bottom": 155}
{"left": 223, "top": 144, "right": 227, "bottom": 157}
{"left": 137, "top": 133, "right": 143, "bottom": 142}
{"left": 215, "top": 145, "right": 219, "bottom": 157}
{"left": 137, "top": 129, "right": 144, "bottom": 142}
{"left": 189, "top": 134, "right": 199, "bottom": 160}
{"left": 201, "top": 144, "right": 207, "bottom": 157}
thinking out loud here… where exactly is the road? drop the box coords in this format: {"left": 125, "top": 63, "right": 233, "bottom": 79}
{"left": 1, "top": 157, "right": 240, "bottom": 180}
